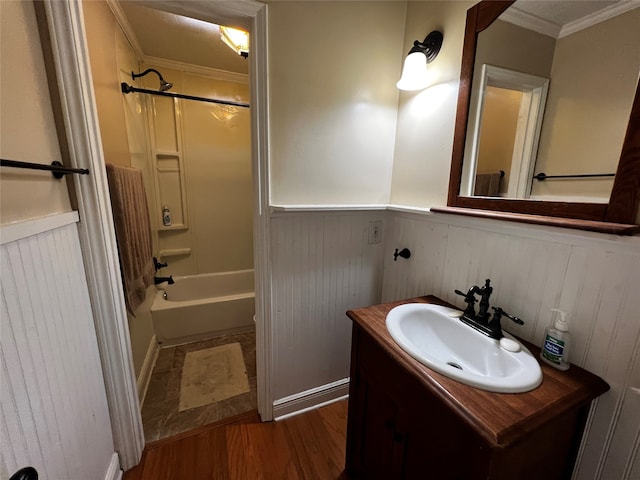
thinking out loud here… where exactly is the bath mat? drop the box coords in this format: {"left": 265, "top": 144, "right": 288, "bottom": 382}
{"left": 179, "top": 343, "right": 250, "bottom": 412}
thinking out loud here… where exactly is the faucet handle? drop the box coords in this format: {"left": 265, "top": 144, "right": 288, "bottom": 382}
{"left": 455, "top": 288, "right": 477, "bottom": 318}
{"left": 153, "top": 256, "right": 168, "bottom": 272}
{"left": 502, "top": 310, "right": 524, "bottom": 325}
{"left": 455, "top": 289, "right": 477, "bottom": 303}
{"left": 491, "top": 306, "right": 524, "bottom": 325}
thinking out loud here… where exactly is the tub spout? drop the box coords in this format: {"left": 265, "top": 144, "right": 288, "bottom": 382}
{"left": 154, "top": 275, "right": 174, "bottom": 285}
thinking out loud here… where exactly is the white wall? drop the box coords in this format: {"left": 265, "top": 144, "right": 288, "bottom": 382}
{"left": 390, "top": 0, "right": 475, "bottom": 207}
{"left": 531, "top": 8, "right": 640, "bottom": 202}
{"left": 267, "top": 1, "right": 406, "bottom": 206}
{"left": 0, "top": 0, "right": 72, "bottom": 224}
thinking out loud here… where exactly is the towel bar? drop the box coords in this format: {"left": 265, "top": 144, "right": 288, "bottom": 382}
{"left": 533, "top": 172, "right": 614, "bottom": 181}
{"left": 1, "top": 159, "right": 90, "bottom": 179}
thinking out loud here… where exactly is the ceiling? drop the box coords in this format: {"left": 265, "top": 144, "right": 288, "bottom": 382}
{"left": 501, "top": 0, "right": 636, "bottom": 38}
{"left": 119, "top": 1, "right": 249, "bottom": 74}
{"left": 514, "top": 0, "right": 619, "bottom": 24}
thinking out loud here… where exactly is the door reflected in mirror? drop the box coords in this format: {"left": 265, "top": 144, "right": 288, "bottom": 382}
{"left": 462, "top": 1, "right": 640, "bottom": 203}
{"left": 462, "top": 65, "right": 549, "bottom": 199}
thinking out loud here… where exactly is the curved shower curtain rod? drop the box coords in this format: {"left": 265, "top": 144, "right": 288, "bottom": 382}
{"left": 120, "top": 82, "right": 250, "bottom": 108}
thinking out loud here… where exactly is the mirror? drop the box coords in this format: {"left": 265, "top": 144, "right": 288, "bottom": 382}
{"left": 443, "top": 0, "right": 640, "bottom": 234}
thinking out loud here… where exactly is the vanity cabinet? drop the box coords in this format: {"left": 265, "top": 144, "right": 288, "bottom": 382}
{"left": 345, "top": 296, "right": 610, "bottom": 480}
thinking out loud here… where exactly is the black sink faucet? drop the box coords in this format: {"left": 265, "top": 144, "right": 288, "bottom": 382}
{"left": 454, "top": 279, "right": 523, "bottom": 339}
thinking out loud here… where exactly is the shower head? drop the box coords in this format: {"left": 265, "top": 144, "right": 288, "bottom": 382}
{"left": 159, "top": 79, "right": 173, "bottom": 92}
{"left": 131, "top": 68, "right": 173, "bottom": 92}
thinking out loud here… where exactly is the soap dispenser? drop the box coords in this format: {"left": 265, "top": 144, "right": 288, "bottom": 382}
{"left": 540, "top": 308, "right": 570, "bottom": 371}
{"left": 162, "top": 205, "right": 172, "bottom": 226}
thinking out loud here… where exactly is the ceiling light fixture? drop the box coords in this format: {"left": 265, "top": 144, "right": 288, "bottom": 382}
{"left": 397, "top": 31, "right": 444, "bottom": 91}
{"left": 220, "top": 26, "right": 249, "bottom": 58}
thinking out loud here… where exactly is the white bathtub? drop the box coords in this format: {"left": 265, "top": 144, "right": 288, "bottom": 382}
{"left": 151, "top": 269, "right": 255, "bottom": 346}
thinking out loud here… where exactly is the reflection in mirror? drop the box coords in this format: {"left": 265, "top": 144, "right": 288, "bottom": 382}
{"left": 462, "top": 65, "right": 549, "bottom": 198}
{"left": 462, "top": 1, "right": 640, "bottom": 203}
{"left": 443, "top": 0, "right": 640, "bottom": 233}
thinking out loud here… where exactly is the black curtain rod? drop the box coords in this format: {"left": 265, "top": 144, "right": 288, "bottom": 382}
{"left": 121, "top": 83, "right": 250, "bottom": 108}
{"left": 1, "top": 159, "right": 90, "bottom": 179}
{"left": 534, "top": 172, "right": 615, "bottom": 181}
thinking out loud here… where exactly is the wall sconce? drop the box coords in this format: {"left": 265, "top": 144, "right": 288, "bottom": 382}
{"left": 396, "top": 31, "right": 443, "bottom": 91}
{"left": 220, "top": 26, "right": 249, "bottom": 58}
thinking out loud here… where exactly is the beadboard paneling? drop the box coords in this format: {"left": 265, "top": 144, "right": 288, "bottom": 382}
{"left": 1, "top": 221, "right": 116, "bottom": 479}
{"left": 270, "top": 211, "right": 386, "bottom": 401}
{"left": 381, "top": 212, "right": 640, "bottom": 480}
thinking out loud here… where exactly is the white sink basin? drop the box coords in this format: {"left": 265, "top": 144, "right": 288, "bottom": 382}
{"left": 386, "top": 303, "right": 542, "bottom": 393}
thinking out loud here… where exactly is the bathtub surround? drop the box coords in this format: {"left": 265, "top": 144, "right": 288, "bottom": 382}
{"left": 139, "top": 61, "right": 253, "bottom": 277}
{"left": 142, "top": 332, "right": 257, "bottom": 442}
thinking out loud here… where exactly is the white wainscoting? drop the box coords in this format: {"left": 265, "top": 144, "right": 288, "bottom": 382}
{"left": 269, "top": 210, "right": 386, "bottom": 409}
{"left": 1, "top": 215, "right": 117, "bottom": 480}
{"left": 381, "top": 211, "right": 640, "bottom": 480}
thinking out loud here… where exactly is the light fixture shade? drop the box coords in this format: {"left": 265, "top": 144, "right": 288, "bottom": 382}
{"left": 220, "top": 26, "right": 249, "bottom": 58}
{"left": 396, "top": 52, "right": 429, "bottom": 91}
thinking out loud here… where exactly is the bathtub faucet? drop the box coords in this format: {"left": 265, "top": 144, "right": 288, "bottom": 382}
{"left": 153, "top": 257, "right": 168, "bottom": 272}
{"left": 154, "top": 275, "right": 174, "bottom": 285}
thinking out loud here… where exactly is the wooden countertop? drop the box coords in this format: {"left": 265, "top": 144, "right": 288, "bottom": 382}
{"left": 347, "top": 295, "right": 610, "bottom": 448}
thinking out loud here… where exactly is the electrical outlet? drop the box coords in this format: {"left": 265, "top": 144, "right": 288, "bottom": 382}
{"left": 368, "top": 221, "right": 382, "bottom": 244}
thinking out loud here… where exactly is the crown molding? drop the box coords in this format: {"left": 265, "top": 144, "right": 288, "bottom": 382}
{"left": 106, "top": 0, "right": 144, "bottom": 59}
{"left": 142, "top": 55, "right": 248, "bottom": 84}
{"left": 500, "top": 7, "right": 560, "bottom": 38}
{"left": 131, "top": 0, "right": 263, "bottom": 31}
{"left": 500, "top": 0, "right": 639, "bottom": 39}
{"left": 559, "top": 0, "right": 639, "bottom": 38}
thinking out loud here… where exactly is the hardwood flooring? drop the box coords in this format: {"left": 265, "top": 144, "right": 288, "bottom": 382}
{"left": 124, "top": 400, "right": 350, "bottom": 480}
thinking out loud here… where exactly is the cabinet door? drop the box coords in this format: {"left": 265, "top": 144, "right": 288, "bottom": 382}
{"left": 346, "top": 325, "right": 489, "bottom": 479}
{"left": 397, "top": 401, "right": 487, "bottom": 480}
{"left": 348, "top": 375, "right": 405, "bottom": 479}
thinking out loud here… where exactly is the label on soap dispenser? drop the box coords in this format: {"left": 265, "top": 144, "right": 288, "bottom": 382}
{"left": 542, "top": 335, "right": 565, "bottom": 364}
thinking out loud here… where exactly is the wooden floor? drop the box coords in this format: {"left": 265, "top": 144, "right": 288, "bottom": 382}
{"left": 124, "top": 400, "right": 350, "bottom": 480}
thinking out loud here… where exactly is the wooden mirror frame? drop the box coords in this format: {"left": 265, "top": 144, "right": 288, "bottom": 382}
{"left": 438, "top": 0, "right": 640, "bottom": 235}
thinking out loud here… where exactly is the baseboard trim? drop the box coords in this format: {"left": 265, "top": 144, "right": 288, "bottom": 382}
{"left": 137, "top": 335, "right": 159, "bottom": 406}
{"left": 273, "top": 378, "right": 350, "bottom": 420}
{"left": 104, "top": 452, "right": 122, "bottom": 480}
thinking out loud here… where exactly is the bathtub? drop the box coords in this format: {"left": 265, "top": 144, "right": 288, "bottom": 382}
{"left": 151, "top": 269, "right": 255, "bottom": 346}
